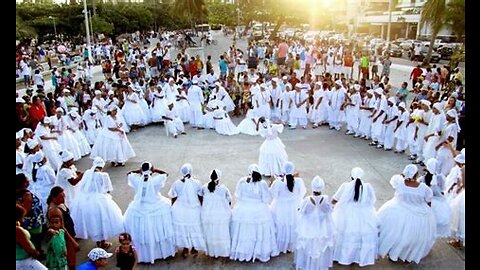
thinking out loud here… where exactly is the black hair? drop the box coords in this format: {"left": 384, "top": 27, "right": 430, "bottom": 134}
{"left": 32, "top": 162, "right": 39, "bottom": 182}
{"left": 119, "top": 232, "right": 132, "bottom": 242}
{"left": 251, "top": 171, "right": 262, "bottom": 182}
{"left": 424, "top": 171, "right": 433, "bottom": 187}
{"left": 141, "top": 162, "right": 151, "bottom": 182}
{"left": 208, "top": 170, "right": 218, "bottom": 193}
{"left": 286, "top": 174, "right": 295, "bottom": 192}
{"left": 352, "top": 177, "right": 363, "bottom": 202}
{"left": 16, "top": 174, "right": 28, "bottom": 190}
{"left": 47, "top": 186, "right": 64, "bottom": 205}
{"left": 16, "top": 203, "right": 26, "bottom": 222}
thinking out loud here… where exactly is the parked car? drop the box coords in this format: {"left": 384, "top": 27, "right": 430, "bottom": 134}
{"left": 408, "top": 48, "right": 441, "bottom": 63}
{"left": 384, "top": 44, "right": 403, "bottom": 57}
{"left": 399, "top": 39, "right": 415, "bottom": 50}
{"left": 437, "top": 46, "right": 454, "bottom": 60}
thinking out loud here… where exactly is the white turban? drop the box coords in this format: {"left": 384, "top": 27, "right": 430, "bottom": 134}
{"left": 351, "top": 167, "right": 364, "bottom": 180}
{"left": 311, "top": 176, "right": 325, "bottom": 192}
{"left": 60, "top": 150, "right": 74, "bottom": 162}
{"left": 210, "top": 168, "right": 222, "bottom": 180}
{"left": 283, "top": 161, "right": 295, "bottom": 175}
{"left": 398, "top": 102, "right": 406, "bottom": 109}
{"left": 94, "top": 90, "right": 102, "bottom": 96}
{"left": 374, "top": 88, "right": 383, "bottom": 95}
{"left": 192, "top": 79, "right": 199, "bottom": 84}
{"left": 107, "top": 90, "right": 114, "bottom": 96}
{"left": 367, "top": 89, "right": 374, "bottom": 95}
{"left": 335, "top": 80, "right": 342, "bottom": 86}
{"left": 32, "top": 151, "right": 45, "bottom": 163}
{"left": 446, "top": 109, "right": 457, "bottom": 118}
{"left": 403, "top": 164, "right": 418, "bottom": 179}
{"left": 461, "top": 148, "right": 465, "bottom": 156}
{"left": 387, "top": 97, "right": 396, "bottom": 104}
{"left": 425, "top": 158, "right": 438, "bottom": 174}
{"left": 353, "top": 84, "right": 361, "bottom": 91}
{"left": 16, "top": 132, "right": 22, "bottom": 140}
{"left": 454, "top": 153, "right": 465, "bottom": 164}
{"left": 55, "top": 107, "right": 63, "bottom": 113}
{"left": 282, "top": 76, "right": 288, "bottom": 80}
{"left": 68, "top": 111, "right": 79, "bottom": 118}
{"left": 26, "top": 139, "right": 39, "bottom": 149}
{"left": 20, "top": 128, "right": 32, "bottom": 138}
{"left": 63, "top": 89, "right": 71, "bottom": 94}
{"left": 248, "top": 164, "right": 260, "bottom": 175}
{"left": 181, "top": 163, "right": 192, "bottom": 176}
{"left": 432, "top": 102, "right": 443, "bottom": 112}
{"left": 420, "top": 99, "right": 431, "bottom": 109}
{"left": 92, "top": 157, "right": 105, "bottom": 168}
{"left": 16, "top": 97, "right": 25, "bottom": 103}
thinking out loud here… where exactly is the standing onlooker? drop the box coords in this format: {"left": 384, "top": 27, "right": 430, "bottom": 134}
{"left": 45, "top": 216, "right": 68, "bottom": 270}
{"left": 396, "top": 82, "right": 409, "bottom": 103}
{"left": 115, "top": 233, "right": 138, "bottom": 270}
{"left": 219, "top": 55, "right": 228, "bottom": 80}
{"left": 16, "top": 204, "right": 47, "bottom": 270}
{"left": 381, "top": 55, "right": 392, "bottom": 79}
{"left": 76, "top": 248, "right": 112, "bottom": 270}
{"left": 410, "top": 65, "right": 423, "bottom": 89}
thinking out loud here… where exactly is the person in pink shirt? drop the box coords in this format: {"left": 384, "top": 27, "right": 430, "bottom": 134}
{"left": 277, "top": 40, "right": 289, "bottom": 66}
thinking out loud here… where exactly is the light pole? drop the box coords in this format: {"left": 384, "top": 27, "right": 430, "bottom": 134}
{"left": 48, "top": 16, "right": 57, "bottom": 39}
{"left": 82, "top": 0, "right": 92, "bottom": 62}
{"left": 88, "top": 10, "right": 94, "bottom": 43}
{"left": 386, "top": 0, "right": 393, "bottom": 43}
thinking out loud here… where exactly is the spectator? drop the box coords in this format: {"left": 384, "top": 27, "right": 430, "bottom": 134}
{"left": 410, "top": 65, "right": 423, "bottom": 88}
{"left": 16, "top": 203, "right": 47, "bottom": 270}
{"left": 77, "top": 248, "right": 112, "bottom": 270}
{"left": 396, "top": 82, "right": 409, "bottom": 103}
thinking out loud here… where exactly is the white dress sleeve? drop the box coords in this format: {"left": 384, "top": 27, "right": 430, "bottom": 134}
{"left": 423, "top": 184, "right": 433, "bottom": 204}
{"left": 168, "top": 180, "right": 179, "bottom": 198}
{"left": 127, "top": 174, "right": 138, "bottom": 189}
{"left": 332, "top": 182, "right": 347, "bottom": 202}
{"left": 101, "top": 173, "right": 114, "bottom": 193}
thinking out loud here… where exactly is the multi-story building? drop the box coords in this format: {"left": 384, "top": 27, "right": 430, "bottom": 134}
{"left": 349, "top": 0, "right": 453, "bottom": 40}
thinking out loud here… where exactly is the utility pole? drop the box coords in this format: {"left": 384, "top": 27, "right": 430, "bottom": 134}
{"left": 387, "top": 0, "right": 392, "bottom": 43}
{"left": 82, "top": 0, "right": 92, "bottom": 62}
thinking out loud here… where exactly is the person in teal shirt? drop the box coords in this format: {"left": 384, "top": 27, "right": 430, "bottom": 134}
{"left": 219, "top": 55, "right": 228, "bottom": 80}
{"left": 396, "top": 81, "right": 410, "bottom": 103}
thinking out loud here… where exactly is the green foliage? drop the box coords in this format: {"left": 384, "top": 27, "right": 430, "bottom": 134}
{"left": 207, "top": 2, "right": 237, "bottom": 26}
{"left": 91, "top": 15, "right": 114, "bottom": 35}
{"left": 445, "top": 0, "right": 465, "bottom": 41}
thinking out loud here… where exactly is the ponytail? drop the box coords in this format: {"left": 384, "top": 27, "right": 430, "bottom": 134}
{"left": 424, "top": 172, "right": 433, "bottom": 187}
{"left": 353, "top": 177, "right": 363, "bottom": 202}
{"left": 32, "top": 162, "right": 38, "bottom": 182}
{"left": 208, "top": 170, "right": 218, "bottom": 193}
{"left": 286, "top": 174, "right": 295, "bottom": 192}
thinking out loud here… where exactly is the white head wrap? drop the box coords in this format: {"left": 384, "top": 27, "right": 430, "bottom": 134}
{"left": 283, "top": 161, "right": 295, "bottom": 175}
{"left": 461, "top": 148, "right": 465, "bottom": 156}
{"left": 26, "top": 139, "right": 39, "bottom": 149}
{"left": 403, "top": 164, "right": 418, "bottom": 179}
{"left": 107, "top": 90, "right": 114, "bottom": 96}
{"left": 16, "top": 97, "right": 25, "bottom": 103}
{"left": 92, "top": 157, "right": 105, "bottom": 169}
{"left": 180, "top": 163, "right": 192, "bottom": 176}
{"left": 311, "top": 176, "right": 325, "bottom": 192}
{"left": 335, "top": 80, "right": 342, "bottom": 86}
{"left": 55, "top": 107, "right": 63, "bottom": 113}
{"left": 398, "top": 102, "right": 406, "bottom": 109}
{"left": 351, "top": 167, "right": 364, "bottom": 180}
{"left": 425, "top": 158, "right": 438, "bottom": 174}
{"left": 248, "top": 164, "right": 260, "bottom": 175}
{"left": 420, "top": 99, "right": 431, "bottom": 109}
{"left": 282, "top": 76, "right": 288, "bottom": 80}
{"left": 432, "top": 102, "right": 443, "bottom": 112}
{"left": 20, "top": 128, "right": 32, "bottom": 138}
{"left": 353, "top": 84, "right": 361, "bottom": 91}
{"left": 32, "top": 151, "right": 45, "bottom": 163}
{"left": 60, "top": 150, "right": 74, "bottom": 162}
{"left": 387, "top": 97, "right": 396, "bottom": 104}
{"left": 446, "top": 109, "right": 461, "bottom": 131}
{"left": 367, "top": 89, "right": 374, "bottom": 95}
{"left": 454, "top": 153, "right": 465, "bottom": 164}
{"left": 374, "top": 88, "right": 383, "bottom": 95}
{"left": 94, "top": 90, "right": 102, "bottom": 96}
{"left": 16, "top": 132, "right": 22, "bottom": 140}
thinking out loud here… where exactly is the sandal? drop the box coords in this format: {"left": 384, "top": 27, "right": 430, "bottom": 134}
{"left": 448, "top": 240, "right": 462, "bottom": 248}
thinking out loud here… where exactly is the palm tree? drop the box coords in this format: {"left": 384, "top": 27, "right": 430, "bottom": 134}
{"left": 420, "top": 0, "right": 446, "bottom": 65}
{"left": 174, "top": 0, "right": 208, "bottom": 28}
{"left": 16, "top": 15, "right": 37, "bottom": 40}
{"left": 445, "top": 0, "right": 465, "bottom": 42}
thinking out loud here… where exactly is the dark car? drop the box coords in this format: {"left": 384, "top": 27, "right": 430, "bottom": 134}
{"left": 437, "top": 46, "right": 454, "bottom": 60}
{"left": 386, "top": 44, "right": 403, "bottom": 57}
{"left": 408, "top": 47, "right": 441, "bottom": 63}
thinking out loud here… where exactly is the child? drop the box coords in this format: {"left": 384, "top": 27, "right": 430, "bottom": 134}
{"left": 115, "top": 233, "right": 138, "bottom": 270}
{"left": 46, "top": 216, "right": 68, "bottom": 270}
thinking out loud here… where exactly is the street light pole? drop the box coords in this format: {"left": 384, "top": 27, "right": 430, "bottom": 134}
{"left": 88, "top": 10, "right": 94, "bottom": 43}
{"left": 82, "top": 0, "right": 92, "bottom": 62}
{"left": 48, "top": 16, "right": 57, "bottom": 39}
{"left": 387, "top": 0, "right": 392, "bottom": 43}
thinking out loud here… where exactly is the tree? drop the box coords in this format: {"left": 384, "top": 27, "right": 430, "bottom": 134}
{"left": 445, "top": 0, "right": 465, "bottom": 42}
{"left": 16, "top": 15, "right": 37, "bottom": 40}
{"left": 91, "top": 15, "right": 114, "bottom": 35}
{"left": 420, "top": 0, "right": 446, "bottom": 65}
{"left": 174, "top": 0, "right": 208, "bottom": 28}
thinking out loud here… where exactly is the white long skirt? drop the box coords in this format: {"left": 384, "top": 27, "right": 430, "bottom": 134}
{"left": 215, "top": 118, "right": 239, "bottom": 136}
{"left": 39, "top": 139, "right": 62, "bottom": 171}
{"left": 150, "top": 99, "right": 167, "bottom": 123}
{"left": 377, "top": 198, "right": 436, "bottom": 263}
{"left": 71, "top": 192, "right": 124, "bottom": 241}
{"left": 201, "top": 209, "right": 231, "bottom": 258}
{"left": 71, "top": 130, "right": 91, "bottom": 156}
{"left": 237, "top": 118, "right": 259, "bottom": 136}
{"left": 271, "top": 198, "right": 298, "bottom": 254}
{"left": 432, "top": 196, "right": 451, "bottom": 238}
{"left": 230, "top": 201, "right": 279, "bottom": 262}
{"left": 449, "top": 190, "right": 465, "bottom": 244}
{"left": 259, "top": 137, "right": 288, "bottom": 176}
{"left": 123, "top": 102, "right": 148, "bottom": 126}
{"left": 332, "top": 204, "right": 378, "bottom": 267}
{"left": 124, "top": 198, "right": 176, "bottom": 263}
{"left": 58, "top": 131, "right": 82, "bottom": 161}
{"left": 90, "top": 129, "right": 136, "bottom": 163}
{"left": 171, "top": 202, "right": 206, "bottom": 251}
{"left": 139, "top": 99, "right": 152, "bottom": 125}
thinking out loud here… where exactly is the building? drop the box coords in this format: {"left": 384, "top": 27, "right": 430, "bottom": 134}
{"left": 349, "top": 0, "right": 453, "bottom": 40}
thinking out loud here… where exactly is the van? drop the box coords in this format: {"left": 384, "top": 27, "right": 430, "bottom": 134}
{"left": 195, "top": 24, "right": 211, "bottom": 33}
